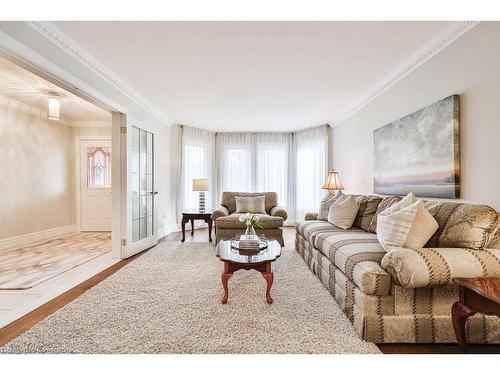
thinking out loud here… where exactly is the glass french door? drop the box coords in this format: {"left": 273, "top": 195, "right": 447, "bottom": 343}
{"left": 123, "top": 124, "right": 158, "bottom": 258}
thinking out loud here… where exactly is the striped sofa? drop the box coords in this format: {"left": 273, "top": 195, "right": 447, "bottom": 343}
{"left": 296, "top": 195, "right": 500, "bottom": 343}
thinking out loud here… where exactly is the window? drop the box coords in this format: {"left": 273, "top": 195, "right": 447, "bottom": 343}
{"left": 86, "top": 147, "right": 111, "bottom": 188}
{"left": 294, "top": 127, "right": 328, "bottom": 222}
{"left": 255, "top": 142, "right": 288, "bottom": 206}
{"left": 180, "top": 127, "right": 215, "bottom": 212}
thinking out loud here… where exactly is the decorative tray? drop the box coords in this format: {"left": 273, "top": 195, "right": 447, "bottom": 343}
{"left": 230, "top": 236, "right": 268, "bottom": 256}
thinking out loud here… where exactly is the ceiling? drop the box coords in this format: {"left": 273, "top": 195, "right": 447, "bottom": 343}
{"left": 0, "top": 55, "right": 110, "bottom": 123}
{"left": 54, "top": 21, "right": 454, "bottom": 131}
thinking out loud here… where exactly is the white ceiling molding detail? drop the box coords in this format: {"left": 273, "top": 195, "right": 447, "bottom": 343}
{"left": 25, "top": 21, "right": 171, "bottom": 125}
{"left": 332, "top": 21, "right": 479, "bottom": 127}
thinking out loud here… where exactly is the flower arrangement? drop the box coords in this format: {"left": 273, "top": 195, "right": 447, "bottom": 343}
{"left": 238, "top": 213, "right": 264, "bottom": 229}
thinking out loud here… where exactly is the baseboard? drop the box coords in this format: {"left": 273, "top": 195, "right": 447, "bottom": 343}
{"left": 0, "top": 224, "right": 78, "bottom": 253}
{"left": 158, "top": 224, "right": 180, "bottom": 240}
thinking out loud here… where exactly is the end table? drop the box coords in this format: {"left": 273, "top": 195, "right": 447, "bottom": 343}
{"left": 181, "top": 211, "right": 213, "bottom": 242}
{"left": 452, "top": 277, "right": 500, "bottom": 351}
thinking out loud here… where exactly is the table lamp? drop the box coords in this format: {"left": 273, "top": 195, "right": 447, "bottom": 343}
{"left": 322, "top": 170, "right": 344, "bottom": 197}
{"left": 192, "top": 178, "right": 209, "bottom": 213}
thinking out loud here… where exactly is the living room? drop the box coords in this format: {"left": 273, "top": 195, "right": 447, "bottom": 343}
{"left": 0, "top": 1, "right": 499, "bottom": 373}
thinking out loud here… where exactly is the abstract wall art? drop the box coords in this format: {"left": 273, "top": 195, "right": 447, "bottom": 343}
{"left": 374, "top": 95, "right": 460, "bottom": 198}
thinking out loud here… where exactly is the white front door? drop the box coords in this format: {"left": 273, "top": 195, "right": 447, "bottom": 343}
{"left": 80, "top": 139, "right": 112, "bottom": 231}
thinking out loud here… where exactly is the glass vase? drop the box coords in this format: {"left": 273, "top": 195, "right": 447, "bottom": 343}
{"left": 245, "top": 224, "right": 256, "bottom": 238}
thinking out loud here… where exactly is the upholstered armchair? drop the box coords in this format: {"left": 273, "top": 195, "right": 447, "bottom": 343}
{"left": 211, "top": 192, "right": 288, "bottom": 246}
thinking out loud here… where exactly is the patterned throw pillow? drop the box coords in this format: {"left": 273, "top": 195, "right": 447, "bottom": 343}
{"left": 376, "top": 193, "right": 439, "bottom": 251}
{"left": 318, "top": 192, "right": 344, "bottom": 221}
{"left": 368, "top": 196, "right": 402, "bottom": 233}
{"left": 327, "top": 195, "right": 360, "bottom": 230}
{"left": 426, "top": 202, "right": 500, "bottom": 250}
{"left": 352, "top": 195, "right": 383, "bottom": 231}
{"left": 235, "top": 195, "right": 266, "bottom": 214}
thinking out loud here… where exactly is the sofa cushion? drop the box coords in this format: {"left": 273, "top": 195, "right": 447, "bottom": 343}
{"left": 235, "top": 195, "right": 266, "bottom": 213}
{"left": 489, "top": 222, "right": 500, "bottom": 249}
{"left": 327, "top": 195, "right": 359, "bottom": 229}
{"left": 221, "top": 192, "right": 278, "bottom": 214}
{"left": 313, "top": 231, "right": 386, "bottom": 281}
{"left": 297, "top": 220, "right": 365, "bottom": 245}
{"left": 377, "top": 198, "right": 438, "bottom": 251}
{"left": 381, "top": 246, "right": 500, "bottom": 288}
{"left": 426, "top": 202, "right": 500, "bottom": 250}
{"left": 368, "top": 196, "right": 402, "bottom": 233}
{"left": 352, "top": 195, "right": 382, "bottom": 232}
{"left": 318, "top": 192, "right": 343, "bottom": 221}
{"left": 216, "top": 213, "right": 283, "bottom": 229}
{"left": 352, "top": 261, "right": 392, "bottom": 296}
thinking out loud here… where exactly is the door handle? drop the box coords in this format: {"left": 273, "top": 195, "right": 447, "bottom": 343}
{"left": 149, "top": 191, "right": 159, "bottom": 195}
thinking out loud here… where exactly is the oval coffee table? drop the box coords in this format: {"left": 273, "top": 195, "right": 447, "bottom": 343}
{"left": 215, "top": 239, "right": 282, "bottom": 304}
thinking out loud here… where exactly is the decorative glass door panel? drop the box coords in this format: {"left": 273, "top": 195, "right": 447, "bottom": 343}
{"left": 131, "top": 126, "right": 154, "bottom": 243}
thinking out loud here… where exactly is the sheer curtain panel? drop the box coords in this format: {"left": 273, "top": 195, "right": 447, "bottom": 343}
{"left": 294, "top": 125, "right": 328, "bottom": 222}
{"left": 180, "top": 126, "right": 216, "bottom": 214}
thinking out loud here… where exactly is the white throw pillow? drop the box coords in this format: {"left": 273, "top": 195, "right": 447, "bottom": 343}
{"left": 318, "top": 192, "right": 344, "bottom": 220}
{"left": 327, "top": 195, "right": 359, "bottom": 230}
{"left": 235, "top": 195, "right": 266, "bottom": 214}
{"left": 377, "top": 193, "right": 438, "bottom": 251}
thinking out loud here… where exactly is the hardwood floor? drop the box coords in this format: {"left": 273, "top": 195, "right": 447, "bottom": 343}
{"left": 1, "top": 226, "right": 498, "bottom": 354}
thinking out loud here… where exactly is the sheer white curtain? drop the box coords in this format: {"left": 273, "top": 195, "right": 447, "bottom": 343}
{"left": 294, "top": 125, "right": 328, "bottom": 222}
{"left": 180, "top": 126, "right": 216, "bottom": 213}
{"left": 216, "top": 132, "right": 293, "bottom": 218}
{"left": 254, "top": 133, "right": 292, "bottom": 219}
{"left": 216, "top": 133, "right": 253, "bottom": 193}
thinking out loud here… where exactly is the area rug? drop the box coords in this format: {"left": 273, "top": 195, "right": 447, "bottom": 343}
{"left": 0, "top": 232, "right": 111, "bottom": 289}
{"left": 0, "top": 241, "right": 380, "bottom": 354}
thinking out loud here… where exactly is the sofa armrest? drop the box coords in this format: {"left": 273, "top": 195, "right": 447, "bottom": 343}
{"left": 305, "top": 212, "right": 318, "bottom": 221}
{"left": 381, "top": 246, "right": 500, "bottom": 288}
{"left": 270, "top": 206, "right": 288, "bottom": 221}
{"left": 211, "top": 206, "right": 230, "bottom": 221}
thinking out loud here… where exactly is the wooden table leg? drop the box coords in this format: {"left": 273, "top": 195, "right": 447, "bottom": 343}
{"left": 221, "top": 262, "right": 232, "bottom": 304}
{"left": 206, "top": 218, "right": 213, "bottom": 242}
{"left": 181, "top": 217, "right": 188, "bottom": 242}
{"left": 452, "top": 301, "right": 476, "bottom": 351}
{"left": 190, "top": 218, "right": 194, "bottom": 236}
{"left": 261, "top": 262, "right": 274, "bottom": 304}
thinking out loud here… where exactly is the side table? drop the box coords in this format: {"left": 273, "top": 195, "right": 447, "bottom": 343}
{"left": 181, "top": 211, "right": 213, "bottom": 242}
{"left": 452, "top": 277, "right": 500, "bottom": 351}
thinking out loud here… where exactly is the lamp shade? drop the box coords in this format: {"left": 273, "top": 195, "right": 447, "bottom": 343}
{"left": 322, "top": 170, "right": 344, "bottom": 190}
{"left": 192, "top": 178, "right": 209, "bottom": 191}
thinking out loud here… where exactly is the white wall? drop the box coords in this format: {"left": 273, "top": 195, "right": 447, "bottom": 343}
{"left": 331, "top": 22, "right": 500, "bottom": 210}
{"left": 0, "top": 100, "right": 75, "bottom": 238}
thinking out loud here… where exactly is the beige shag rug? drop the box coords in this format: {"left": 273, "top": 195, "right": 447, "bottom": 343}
{"left": 0, "top": 242, "right": 380, "bottom": 354}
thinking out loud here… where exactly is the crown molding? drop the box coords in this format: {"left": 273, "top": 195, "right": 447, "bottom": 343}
{"left": 25, "top": 21, "right": 171, "bottom": 125}
{"left": 332, "top": 21, "right": 480, "bottom": 127}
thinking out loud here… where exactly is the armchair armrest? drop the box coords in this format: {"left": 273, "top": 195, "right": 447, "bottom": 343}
{"left": 381, "top": 246, "right": 500, "bottom": 288}
{"left": 305, "top": 212, "right": 318, "bottom": 221}
{"left": 211, "top": 206, "right": 230, "bottom": 221}
{"left": 270, "top": 206, "right": 288, "bottom": 221}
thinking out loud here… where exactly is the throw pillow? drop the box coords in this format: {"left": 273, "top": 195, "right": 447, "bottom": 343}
{"left": 377, "top": 193, "right": 438, "bottom": 251}
{"left": 327, "top": 195, "right": 360, "bottom": 230}
{"left": 368, "top": 196, "right": 402, "bottom": 233}
{"left": 235, "top": 195, "right": 266, "bottom": 214}
{"left": 318, "top": 192, "right": 344, "bottom": 220}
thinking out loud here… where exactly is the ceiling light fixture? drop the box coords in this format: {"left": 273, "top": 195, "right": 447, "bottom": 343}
{"left": 47, "top": 91, "right": 61, "bottom": 120}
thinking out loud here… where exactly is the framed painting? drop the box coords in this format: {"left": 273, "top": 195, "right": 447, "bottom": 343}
{"left": 373, "top": 95, "right": 460, "bottom": 198}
